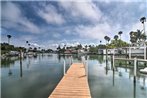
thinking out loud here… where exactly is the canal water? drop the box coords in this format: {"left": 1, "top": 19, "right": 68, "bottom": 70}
{"left": 1, "top": 54, "right": 147, "bottom": 98}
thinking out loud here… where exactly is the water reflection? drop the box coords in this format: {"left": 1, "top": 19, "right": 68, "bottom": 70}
{"left": 20, "top": 58, "right": 23, "bottom": 77}
{"left": 133, "top": 80, "right": 136, "bottom": 98}
{"left": 88, "top": 55, "right": 147, "bottom": 98}
{"left": 112, "top": 69, "right": 115, "bottom": 86}
{"left": 1, "top": 57, "right": 18, "bottom": 67}
{"left": 1, "top": 54, "right": 147, "bottom": 98}
{"left": 8, "top": 66, "right": 12, "bottom": 76}
{"left": 1, "top": 57, "right": 16, "bottom": 76}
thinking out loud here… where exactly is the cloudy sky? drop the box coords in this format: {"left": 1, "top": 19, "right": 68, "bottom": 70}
{"left": 1, "top": 0, "right": 147, "bottom": 49}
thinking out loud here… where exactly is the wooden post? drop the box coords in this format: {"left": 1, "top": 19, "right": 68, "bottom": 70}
{"left": 129, "top": 47, "right": 131, "bottom": 59}
{"left": 20, "top": 50, "right": 23, "bottom": 59}
{"left": 71, "top": 56, "right": 73, "bottom": 64}
{"left": 144, "top": 44, "right": 146, "bottom": 60}
{"left": 19, "top": 49, "right": 23, "bottom": 77}
{"left": 112, "top": 54, "right": 115, "bottom": 69}
{"left": 134, "top": 57, "right": 137, "bottom": 83}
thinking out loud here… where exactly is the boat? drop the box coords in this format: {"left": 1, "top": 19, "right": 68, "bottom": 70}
{"left": 140, "top": 67, "right": 147, "bottom": 74}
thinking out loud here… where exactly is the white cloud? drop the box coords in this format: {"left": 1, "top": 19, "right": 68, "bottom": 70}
{"left": 59, "top": 1, "right": 102, "bottom": 22}
{"left": 75, "top": 23, "right": 111, "bottom": 40}
{"left": 131, "top": 22, "right": 143, "bottom": 31}
{"left": 130, "top": 21, "right": 147, "bottom": 34}
{"left": 38, "top": 4, "right": 65, "bottom": 25}
{"left": 2, "top": 2, "right": 41, "bottom": 34}
{"left": 52, "top": 33, "right": 61, "bottom": 38}
{"left": 30, "top": 43, "right": 40, "bottom": 47}
{"left": 91, "top": 0, "right": 146, "bottom": 3}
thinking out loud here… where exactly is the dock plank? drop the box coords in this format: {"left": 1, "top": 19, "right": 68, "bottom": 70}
{"left": 48, "top": 63, "right": 91, "bottom": 98}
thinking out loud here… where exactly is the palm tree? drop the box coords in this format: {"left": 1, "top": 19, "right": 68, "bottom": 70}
{"left": 7, "top": 35, "right": 12, "bottom": 44}
{"left": 104, "top": 36, "right": 110, "bottom": 61}
{"left": 100, "top": 40, "right": 102, "bottom": 44}
{"left": 114, "top": 35, "right": 118, "bottom": 47}
{"left": 118, "top": 31, "right": 123, "bottom": 47}
{"left": 107, "top": 37, "right": 111, "bottom": 43}
{"left": 104, "top": 36, "right": 111, "bottom": 44}
{"left": 140, "top": 33, "right": 146, "bottom": 41}
{"left": 118, "top": 31, "right": 123, "bottom": 40}
{"left": 114, "top": 35, "right": 118, "bottom": 41}
{"left": 130, "top": 31, "right": 138, "bottom": 45}
{"left": 140, "top": 17, "right": 146, "bottom": 34}
{"left": 26, "top": 41, "right": 29, "bottom": 44}
{"left": 104, "top": 36, "right": 108, "bottom": 43}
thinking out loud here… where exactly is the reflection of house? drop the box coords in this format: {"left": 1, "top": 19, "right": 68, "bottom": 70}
{"left": 27, "top": 52, "right": 37, "bottom": 57}
{"left": 98, "top": 49, "right": 105, "bottom": 54}
{"left": 64, "top": 50, "right": 72, "bottom": 54}
{"left": 9, "top": 51, "right": 19, "bottom": 56}
{"left": 78, "top": 49, "right": 85, "bottom": 54}
{"left": 64, "top": 49, "right": 77, "bottom": 54}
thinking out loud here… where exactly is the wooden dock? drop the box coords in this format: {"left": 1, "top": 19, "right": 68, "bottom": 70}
{"left": 48, "top": 63, "right": 91, "bottom": 98}
{"left": 114, "top": 57, "right": 147, "bottom": 62}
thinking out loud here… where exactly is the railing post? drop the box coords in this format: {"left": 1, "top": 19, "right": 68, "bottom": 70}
{"left": 129, "top": 47, "right": 131, "bottom": 59}
{"left": 144, "top": 44, "right": 146, "bottom": 60}
{"left": 112, "top": 54, "right": 115, "bottom": 70}
{"left": 71, "top": 56, "right": 73, "bottom": 64}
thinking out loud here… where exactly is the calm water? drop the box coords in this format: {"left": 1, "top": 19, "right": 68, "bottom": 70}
{"left": 1, "top": 54, "right": 147, "bottom": 98}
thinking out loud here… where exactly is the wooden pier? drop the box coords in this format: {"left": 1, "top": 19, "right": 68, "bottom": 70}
{"left": 114, "top": 57, "right": 147, "bottom": 62}
{"left": 48, "top": 63, "right": 91, "bottom": 98}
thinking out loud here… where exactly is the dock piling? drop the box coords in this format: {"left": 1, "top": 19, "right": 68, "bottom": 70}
{"left": 134, "top": 57, "right": 137, "bottom": 83}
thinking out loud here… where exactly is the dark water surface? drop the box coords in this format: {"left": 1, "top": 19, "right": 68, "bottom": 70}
{"left": 1, "top": 54, "right": 147, "bottom": 98}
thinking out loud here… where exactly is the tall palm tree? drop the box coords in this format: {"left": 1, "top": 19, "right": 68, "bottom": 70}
{"left": 118, "top": 31, "right": 123, "bottom": 40}
{"left": 26, "top": 41, "right": 29, "bottom": 52}
{"left": 114, "top": 35, "right": 118, "bottom": 41}
{"left": 140, "top": 17, "right": 146, "bottom": 34}
{"left": 100, "top": 40, "right": 102, "bottom": 44}
{"left": 7, "top": 35, "right": 12, "bottom": 44}
{"left": 26, "top": 41, "right": 29, "bottom": 44}
{"left": 107, "top": 37, "right": 111, "bottom": 43}
{"left": 104, "top": 36, "right": 108, "bottom": 43}
{"left": 104, "top": 36, "right": 110, "bottom": 61}
{"left": 104, "top": 36, "right": 111, "bottom": 44}
{"left": 114, "top": 35, "right": 118, "bottom": 47}
{"left": 118, "top": 31, "right": 123, "bottom": 47}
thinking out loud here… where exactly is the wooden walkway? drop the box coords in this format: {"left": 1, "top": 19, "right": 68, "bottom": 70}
{"left": 48, "top": 63, "right": 91, "bottom": 98}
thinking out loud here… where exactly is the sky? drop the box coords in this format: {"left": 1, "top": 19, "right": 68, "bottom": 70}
{"left": 1, "top": 0, "right": 147, "bottom": 49}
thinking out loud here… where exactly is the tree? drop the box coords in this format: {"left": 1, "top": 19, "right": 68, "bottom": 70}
{"left": 26, "top": 41, "right": 29, "bottom": 44}
{"left": 140, "top": 17, "right": 146, "bottom": 34}
{"left": 107, "top": 37, "right": 111, "bottom": 43}
{"left": 57, "top": 45, "right": 61, "bottom": 51}
{"left": 118, "top": 31, "right": 123, "bottom": 40}
{"left": 100, "top": 40, "right": 102, "bottom": 44}
{"left": 114, "top": 35, "right": 119, "bottom": 47}
{"left": 114, "top": 35, "right": 118, "bottom": 41}
{"left": 77, "top": 44, "right": 82, "bottom": 49}
{"left": 130, "top": 31, "right": 137, "bottom": 44}
{"left": 129, "top": 30, "right": 146, "bottom": 46}
{"left": 104, "top": 36, "right": 110, "bottom": 44}
{"left": 7, "top": 35, "right": 12, "bottom": 44}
